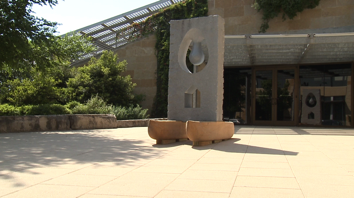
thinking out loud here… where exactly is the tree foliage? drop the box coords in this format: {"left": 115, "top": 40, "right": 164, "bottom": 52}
{"left": 1, "top": 0, "right": 56, "bottom": 68}
{"left": 0, "top": 65, "right": 68, "bottom": 106}
{"left": 0, "top": 0, "right": 146, "bottom": 116}
{"left": 0, "top": 34, "right": 95, "bottom": 106}
{"left": 0, "top": 0, "right": 94, "bottom": 70}
{"left": 67, "top": 51, "right": 143, "bottom": 107}
{"left": 252, "top": 0, "right": 321, "bottom": 33}
{"left": 1, "top": 50, "right": 143, "bottom": 108}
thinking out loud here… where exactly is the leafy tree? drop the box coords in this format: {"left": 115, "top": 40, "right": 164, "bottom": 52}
{"left": 0, "top": 34, "right": 95, "bottom": 106}
{"left": 0, "top": 34, "right": 93, "bottom": 78}
{"left": 1, "top": 0, "right": 59, "bottom": 69}
{"left": 67, "top": 51, "right": 143, "bottom": 107}
{"left": 1, "top": 0, "right": 94, "bottom": 71}
{"left": 0, "top": 66, "right": 66, "bottom": 106}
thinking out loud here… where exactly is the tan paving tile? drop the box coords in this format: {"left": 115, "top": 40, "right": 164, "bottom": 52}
{"left": 230, "top": 187, "right": 304, "bottom": 198}
{"left": 277, "top": 136, "right": 307, "bottom": 142}
{"left": 160, "top": 152, "right": 207, "bottom": 160}
{"left": 281, "top": 145, "right": 319, "bottom": 152}
{"left": 247, "top": 145, "right": 284, "bottom": 151}
{"left": 89, "top": 172, "right": 178, "bottom": 197}
{"left": 331, "top": 159, "right": 354, "bottom": 165}
{"left": 324, "top": 152, "right": 354, "bottom": 159}
{"left": 247, "top": 138, "right": 281, "bottom": 143}
{"left": 248, "top": 138, "right": 280, "bottom": 142}
{"left": 146, "top": 159, "right": 197, "bottom": 166}
{"left": 238, "top": 167, "right": 295, "bottom": 177}
{"left": 0, "top": 187, "right": 25, "bottom": 197}
{"left": 284, "top": 151, "right": 328, "bottom": 159}
{"left": 189, "top": 163, "right": 240, "bottom": 172}
{"left": 178, "top": 169, "right": 238, "bottom": 181}
{"left": 241, "top": 161, "right": 291, "bottom": 169}
{"left": 252, "top": 131, "right": 276, "bottom": 135}
{"left": 169, "top": 146, "right": 207, "bottom": 154}
{"left": 235, "top": 131, "right": 254, "bottom": 134}
{"left": 46, "top": 161, "right": 94, "bottom": 170}
{"left": 80, "top": 194, "right": 149, "bottom": 198}
{"left": 2, "top": 184, "right": 94, "bottom": 198}
{"left": 202, "top": 150, "right": 245, "bottom": 158}
{"left": 279, "top": 142, "right": 313, "bottom": 146}
{"left": 195, "top": 157, "right": 243, "bottom": 164}
{"left": 43, "top": 174, "right": 116, "bottom": 187}
{"left": 295, "top": 174, "right": 354, "bottom": 186}
{"left": 165, "top": 178, "right": 234, "bottom": 193}
{"left": 0, "top": 174, "right": 47, "bottom": 190}
{"left": 234, "top": 176, "right": 300, "bottom": 189}
{"left": 287, "top": 159, "right": 339, "bottom": 167}
{"left": 2, "top": 127, "right": 354, "bottom": 198}
{"left": 300, "top": 183, "right": 354, "bottom": 198}
{"left": 155, "top": 190, "right": 229, "bottom": 198}
{"left": 132, "top": 165, "right": 189, "bottom": 174}
{"left": 0, "top": 168, "right": 75, "bottom": 188}
{"left": 8, "top": 167, "right": 74, "bottom": 178}
{"left": 275, "top": 131, "right": 300, "bottom": 135}
{"left": 71, "top": 165, "right": 135, "bottom": 176}
{"left": 291, "top": 166, "right": 351, "bottom": 176}
{"left": 243, "top": 154, "right": 288, "bottom": 163}
{"left": 246, "top": 146, "right": 287, "bottom": 155}
{"left": 230, "top": 138, "right": 251, "bottom": 145}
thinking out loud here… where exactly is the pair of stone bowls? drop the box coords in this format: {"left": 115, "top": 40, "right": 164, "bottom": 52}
{"left": 148, "top": 120, "right": 234, "bottom": 146}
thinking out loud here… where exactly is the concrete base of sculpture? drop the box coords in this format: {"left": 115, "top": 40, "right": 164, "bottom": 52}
{"left": 186, "top": 121, "right": 234, "bottom": 146}
{"left": 148, "top": 120, "right": 188, "bottom": 144}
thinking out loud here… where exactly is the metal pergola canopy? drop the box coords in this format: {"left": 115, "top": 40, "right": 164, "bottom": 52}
{"left": 224, "top": 32, "right": 354, "bottom": 67}
{"left": 67, "top": 0, "right": 182, "bottom": 65}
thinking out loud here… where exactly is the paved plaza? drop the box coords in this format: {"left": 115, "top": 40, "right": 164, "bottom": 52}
{"left": 1, "top": 126, "right": 354, "bottom": 198}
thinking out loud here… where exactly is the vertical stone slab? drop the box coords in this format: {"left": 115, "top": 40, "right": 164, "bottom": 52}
{"left": 168, "top": 16, "right": 225, "bottom": 121}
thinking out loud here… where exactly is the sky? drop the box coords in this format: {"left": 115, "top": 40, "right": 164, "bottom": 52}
{"left": 32, "top": 0, "right": 158, "bottom": 35}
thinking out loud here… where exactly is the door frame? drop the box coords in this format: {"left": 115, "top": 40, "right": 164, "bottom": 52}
{"left": 252, "top": 65, "right": 299, "bottom": 126}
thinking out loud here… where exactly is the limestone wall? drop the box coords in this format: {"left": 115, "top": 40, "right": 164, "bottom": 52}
{"left": 0, "top": 115, "right": 165, "bottom": 133}
{"left": 208, "top": 0, "right": 354, "bottom": 34}
{"left": 116, "top": 34, "right": 157, "bottom": 114}
{"left": 0, "top": 114, "right": 118, "bottom": 133}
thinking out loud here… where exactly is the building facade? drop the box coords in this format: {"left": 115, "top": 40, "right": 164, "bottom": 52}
{"left": 209, "top": 0, "right": 354, "bottom": 127}
{"left": 72, "top": 0, "right": 354, "bottom": 127}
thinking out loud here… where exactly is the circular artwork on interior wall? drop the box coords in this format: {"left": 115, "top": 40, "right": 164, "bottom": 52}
{"left": 305, "top": 93, "right": 317, "bottom": 107}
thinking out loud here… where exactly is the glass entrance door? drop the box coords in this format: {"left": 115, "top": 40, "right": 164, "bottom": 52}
{"left": 253, "top": 66, "right": 298, "bottom": 125}
{"left": 254, "top": 70, "right": 273, "bottom": 122}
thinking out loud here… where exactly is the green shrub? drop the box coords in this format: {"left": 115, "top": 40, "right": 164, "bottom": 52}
{"left": 0, "top": 104, "right": 71, "bottom": 116}
{"left": 21, "top": 104, "right": 72, "bottom": 115}
{"left": 67, "top": 51, "right": 142, "bottom": 106}
{"left": 112, "top": 105, "right": 149, "bottom": 120}
{"left": 72, "top": 95, "right": 112, "bottom": 114}
{"left": 65, "top": 101, "right": 81, "bottom": 110}
{"left": 1, "top": 96, "right": 149, "bottom": 119}
{"left": 0, "top": 104, "right": 21, "bottom": 116}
